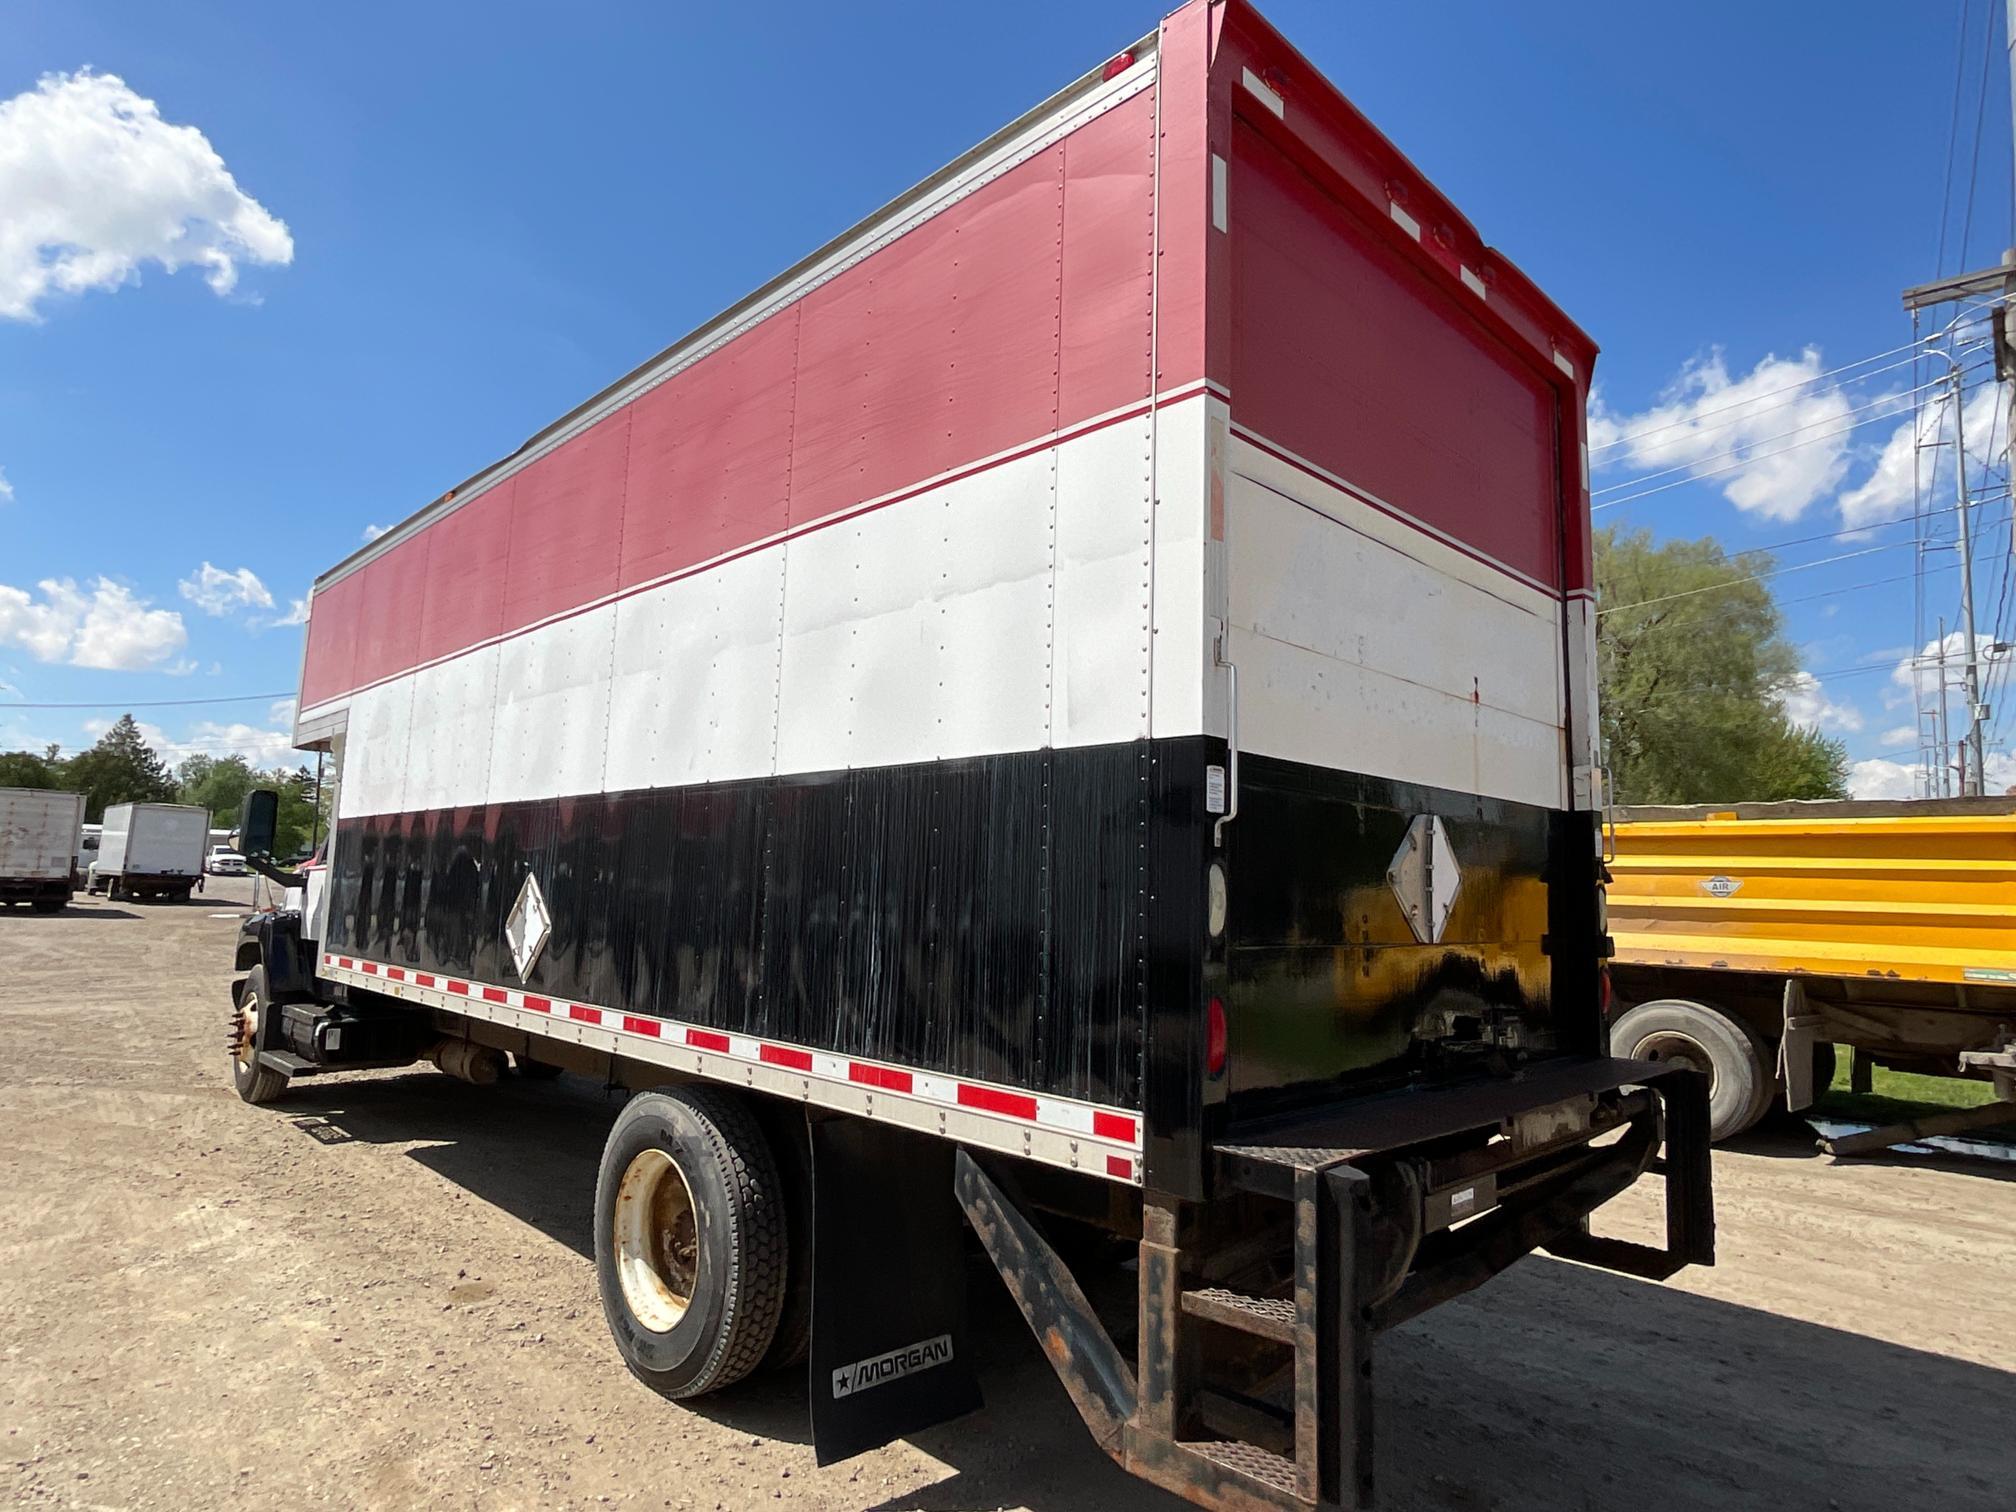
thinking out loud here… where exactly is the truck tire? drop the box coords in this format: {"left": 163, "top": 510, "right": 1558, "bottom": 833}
{"left": 1611, "top": 998, "right": 1773, "bottom": 1142}
{"left": 231, "top": 966, "right": 291, "bottom": 1105}
{"left": 594, "top": 1087, "right": 787, "bottom": 1400}
{"left": 758, "top": 1110, "right": 812, "bottom": 1373}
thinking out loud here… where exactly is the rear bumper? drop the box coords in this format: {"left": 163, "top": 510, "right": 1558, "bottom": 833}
{"left": 1216, "top": 1054, "right": 1713, "bottom": 1277}
{"left": 965, "top": 1056, "right": 1713, "bottom": 1512}
{"left": 0, "top": 876, "right": 70, "bottom": 902}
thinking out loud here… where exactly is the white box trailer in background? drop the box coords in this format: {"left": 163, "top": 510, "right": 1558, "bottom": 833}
{"left": 90, "top": 803, "right": 209, "bottom": 903}
{"left": 0, "top": 788, "right": 85, "bottom": 911}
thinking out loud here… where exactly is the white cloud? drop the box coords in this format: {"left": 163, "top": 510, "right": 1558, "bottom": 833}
{"left": 269, "top": 596, "right": 309, "bottom": 628}
{"left": 0, "top": 576, "right": 187, "bottom": 669}
{"left": 0, "top": 579, "right": 82, "bottom": 661}
{"left": 1778, "top": 670, "right": 1863, "bottom": 733}
{"left": 1890, "top": 630, "right": 2011, "bottom": 694}
{"left": 1846, "top": 757, "right": 1920, "bottom": 800}
{"left": 1838, "top": 380, "right": 2009, "bottom": 528}
{"left": 0, "top": 68, "right": 294, "bottom": 321}
{"left": 361, "top": 523, "right": 388, "bottom": 542}
{"left": 1878, "top": 724, "right": 1917, "bottom": 750}
{"left": 180, "top": 719, "right": 298, "bottom": 766}
{"left": 0, "top": 466, "right": 13, "bottom": 504}
{"left": 177, "top": 561, "right": 272, "bottom": 617}
{"left": 84, "top": 713, "right": 298, "bottom": 769}
{"left": 1851, "top": 750, "right": 2016, "bottom": 799}
{"left": 1590, "top": 348, "right": 1866, "bottom": 521}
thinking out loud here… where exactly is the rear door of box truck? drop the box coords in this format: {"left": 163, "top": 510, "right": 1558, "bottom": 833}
{"left": 0, "top": 789, "right": 83, "bottom": 882}
{"left": 122, "top": 805, "right": 209, "bottom": 879}
{"left": 1212, "top": 30, "right": 1598, "bottom": 1119}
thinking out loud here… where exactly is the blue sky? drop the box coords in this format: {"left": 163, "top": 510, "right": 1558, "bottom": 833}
{"left": 0, "top": 1, "right": 2006, "bottom": 795}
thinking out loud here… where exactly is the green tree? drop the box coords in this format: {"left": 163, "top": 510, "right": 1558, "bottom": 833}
{"left": 269, "top": 764, "right": 328, "bottom": 857}
{"left": 177, "top": 754, "right": 261, "bottom": 827}
{"left": 1597, "top": 527, "right": 1848, "bottom": 804}
{"left": 62, "top": 714, "right": 178, "bottom": 821}
{"left": 0, "top": 745, "right": 63, "bottom": 789}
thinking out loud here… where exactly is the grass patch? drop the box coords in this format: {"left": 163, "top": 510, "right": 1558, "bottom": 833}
{"left": 1810, "top": 1049, "right": 2013, "bottom": 1131}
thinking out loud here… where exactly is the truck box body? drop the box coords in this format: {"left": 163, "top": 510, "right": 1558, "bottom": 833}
{"left": 96, "top": 803, "right": 210, "bottom": 891}
{"left": 0, "top": 788, "right": 85, "bottom": 905}
{"left": 293, "top": 0, "right": 1602, "bottom": 1194}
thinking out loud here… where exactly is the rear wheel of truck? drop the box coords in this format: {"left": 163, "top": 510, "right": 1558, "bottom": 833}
{"left": 594, "top": 1087, "right": 787, "bottom": 1400}
{"left": 231, "top": 966, "right": 290, "bottom": 1106}
{"left": 1611, "top": 998, "right": 1772, "bottom": 1141}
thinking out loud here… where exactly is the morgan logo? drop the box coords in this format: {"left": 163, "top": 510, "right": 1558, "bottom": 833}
{"left": 830, "top": 1334, "right": 954, "bottom": 1399}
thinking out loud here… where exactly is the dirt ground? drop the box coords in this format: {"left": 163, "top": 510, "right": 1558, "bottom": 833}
{"left": 2, "top": 885, "right": 2011, "bottom": 1512}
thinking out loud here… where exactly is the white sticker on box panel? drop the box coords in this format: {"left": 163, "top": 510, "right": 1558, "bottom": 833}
{"left": 1206, "top": 764, "right": 1227, "bottom": 814}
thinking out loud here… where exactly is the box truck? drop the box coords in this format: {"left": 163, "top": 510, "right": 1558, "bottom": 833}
{"left": 225, "top": 4, "right": 1712, "bottom": 1505}
{"left": 0, "top": 788, "right": 85, "bottom": 911}
{"left": 89, "top": 802, "right": 209, "bottom": 903}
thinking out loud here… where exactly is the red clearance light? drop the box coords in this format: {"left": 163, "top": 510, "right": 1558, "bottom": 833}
{"left": 1102, "top": 51, "right": 1135, "bottom": 81}
{"left": 1598, "top": 965, "right": 1614, "bottom": 1020}
{"left": 1206, "top": 996, "right": 1228, "bottom": 1077}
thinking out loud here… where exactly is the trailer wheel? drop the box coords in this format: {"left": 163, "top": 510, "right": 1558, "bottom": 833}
{"left": 1611, "top": 998, "right": 1772, "bottom": 1141}
{"left": 594, "top": 1087, "right": 786, "bottom": 1400}
{"left": 231, "top": 966, "right": 290, "bottom": 1105}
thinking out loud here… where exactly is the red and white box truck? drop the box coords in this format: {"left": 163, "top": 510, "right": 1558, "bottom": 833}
{"left": 229, "top": 5, "right": 1711, "bottom": 1505}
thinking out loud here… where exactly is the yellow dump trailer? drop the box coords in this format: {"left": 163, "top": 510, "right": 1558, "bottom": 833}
{"left": 1608, "top": 798, "right": 2016, "bottom": 1143}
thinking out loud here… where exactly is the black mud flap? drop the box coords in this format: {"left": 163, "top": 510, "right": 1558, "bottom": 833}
{"left": 808, "top": 1119, "right": 982, "bottom": 1465}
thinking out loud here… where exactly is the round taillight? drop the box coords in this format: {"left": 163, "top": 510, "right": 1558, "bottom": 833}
{"left": 1206, "top": 996, "right": 1228, "bottom": 1077}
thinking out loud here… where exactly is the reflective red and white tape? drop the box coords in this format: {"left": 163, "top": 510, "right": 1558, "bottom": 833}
{"left": 320, "top": 953, "right": 1144, "bottom": 1185}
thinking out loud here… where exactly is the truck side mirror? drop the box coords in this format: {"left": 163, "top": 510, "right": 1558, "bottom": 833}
{"left": 239, "top": 789, "right": 280, "bottom": 859}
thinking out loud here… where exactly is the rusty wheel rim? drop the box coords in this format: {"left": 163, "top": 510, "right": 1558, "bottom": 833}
{"left": 231, "top": 998, "right": 258, "bottom": 1073}
{"left": 612, "top": 1148, "right": 699, "bottom": 1333}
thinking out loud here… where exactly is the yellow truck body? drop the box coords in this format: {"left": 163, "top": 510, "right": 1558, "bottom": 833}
{"left": 1604, "top": 798, "right": 2016, "bottom": 1141}
{"left": 1609, "top": 800, "right": 2016, "bottom": 988}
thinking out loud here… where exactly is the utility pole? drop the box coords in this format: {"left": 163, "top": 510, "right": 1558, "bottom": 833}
{"left": 1901, "top": 5, "right": 2016, "bottom": 795}
{"left": 1953, "top": 367, "right": 1987, "bottom": 794}
{"left": 1938, "top": 617, "right": 1952, "bottom": 796}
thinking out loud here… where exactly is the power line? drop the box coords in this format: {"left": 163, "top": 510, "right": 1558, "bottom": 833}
{"left": 0, "top": 692, "right": 292, "bottom": 710}
{"left": 1591, "top": 380, "right": 1946, "bottom": 497}
{"left": 1593, "top": 364, "right": 2000, "bottom": 512}
{"left": 1593, "top": 360, "right": 1955, "bottom": 466}
{"left": 1777, "top": 562, "right": 1958, "bottom": 609}
{"left": 1606, "top": 501, "right": 1964, "bottom": 562}
{"left": 1959, "top": 0, "right": 1999, "bottom": 266}
{"left": 1937, "top": 0, "right": 1974, "bottom": 275}
{"left": 1598, "top": 540, "right": 1925, "bottom": 615}
{"left": 1590, "top": 340, "right": 1946, "bottom": 456}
